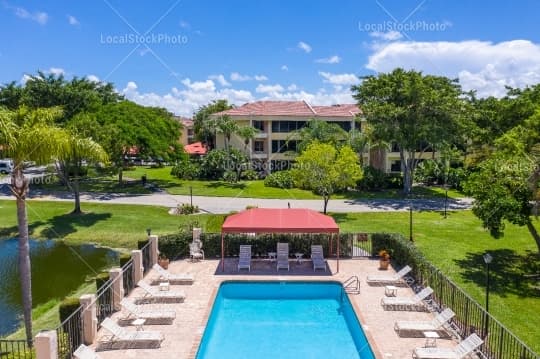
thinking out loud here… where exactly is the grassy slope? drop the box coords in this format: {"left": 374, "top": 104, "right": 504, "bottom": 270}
{"left": 334, "top": 211, "right": 539, "bottom": 352}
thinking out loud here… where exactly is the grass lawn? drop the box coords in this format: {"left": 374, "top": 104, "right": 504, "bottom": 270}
{"left": 125, "top": 165, "right": 465, "bottom": 199}
{"left": 0, "top": 200, "right": 226, "bottom": 249}
{"left": 333, "top": 211, "right": 540, "bottom": 352}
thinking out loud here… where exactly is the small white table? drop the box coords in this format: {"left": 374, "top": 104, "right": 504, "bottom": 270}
{"left": 294, "top": 253, "right": 303, "bottom": 263}
{"left": 268, "top": 252, "right": 276, "bottom": 262}
{"left": 423, "top": 331, "right": 440, "bottom": 347}
{"left": 159, "top": 282, "right": 170, "bottom": 291}
{"left": 132, "top": 318, "right": 146, "bottom": 331}
{"left": 385, "top": 285, "right": 398, "bottom": 297}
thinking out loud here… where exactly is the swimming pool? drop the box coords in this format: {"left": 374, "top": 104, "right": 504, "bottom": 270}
{"left": 196, "top": 281, "right": 376, "bottom": 359}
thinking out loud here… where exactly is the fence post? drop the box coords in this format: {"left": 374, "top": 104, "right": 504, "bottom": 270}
{"left": 131, "top": 250, "right": 144, "bottom": 283}
{"left": 79, "top": 294, "right": 97, "bottom": 345}
{"left": 109, "top": 268, "right": 124, "bottom": 311}
{"left": 35, "top": 330, "right": 58, "bottom": 359}
{"left": 148, "top": 235, "right": 159, "bottom": 267}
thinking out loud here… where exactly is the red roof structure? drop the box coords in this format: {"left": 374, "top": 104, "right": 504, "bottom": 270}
{"left": 184, "top": 141, "right": 207, "bottom": 155}
{"left": 222, "top": 208, "right": 339, "bottom": 233}
{"left": 220, "top": 208, "right": 341, "bottom": 272}
{"left": 214, "top": 100, "right": 360, "bottom": 117}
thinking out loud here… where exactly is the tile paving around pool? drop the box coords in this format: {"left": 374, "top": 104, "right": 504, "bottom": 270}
{"left": 93, "top": 258, "right": 468, "bottom": 359}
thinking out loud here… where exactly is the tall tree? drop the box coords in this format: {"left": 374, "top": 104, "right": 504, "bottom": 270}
{"left": 215, "top": 115, "right": 238, "bottom": 151}
{"left": 193, "top": 100, "right": 232, "bottom": 147}
{"left": 294, "top": 119, "right": 347, "bottom": 152}
{"left": 0, "top": 106, "right": 68, "bottom": 345}
{"left": 352, "top": 68, "right": 468, "bottom": 194}
{"left": 236, "top": 125, "right": 259, "bottom": 152}
{"left": 292, "top": 142, "right": 362, "bottom": 213}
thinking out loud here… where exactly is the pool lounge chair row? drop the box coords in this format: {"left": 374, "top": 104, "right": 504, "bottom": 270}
{"left": 237, "top": 243, "right": 328, "bottom": 272}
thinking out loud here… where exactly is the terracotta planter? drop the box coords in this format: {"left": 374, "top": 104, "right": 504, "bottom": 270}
{"left": 379, "top": 259, "right": 390, "bottom": 270}
{"left": 158, "top": 258, "right": 169, "bottom": 269}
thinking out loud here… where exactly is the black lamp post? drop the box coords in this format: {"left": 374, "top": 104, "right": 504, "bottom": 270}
{"left": 409, "top": 198, "right": 413, "bottom": 242}
{"left": 146, "top": 228, "right": 152, "bottom": 236}
{"left": 483, "top": 252, "right": 493, "bottom": 336}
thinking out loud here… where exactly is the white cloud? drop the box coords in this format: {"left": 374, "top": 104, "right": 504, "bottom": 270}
{"left": 315, "top": 55, "right": 341, "bottom": 64}
{"left": 318, "top": 71, "right": 358, "bottom": 85}
{"left": 256, "top": 84, "right": 284, "bottom": 94}
{"left": 86, "top": 75, "right": 100, "bottom": 83}
{"left": 181, "top": 78, "right": 216, "bottom": 92}
{"left": 287, "top": 84, "right": 298, "bottom": 91}
{"left": 9, "top": 5, "right": 48, "bottom": 25}
{"left": 366, "top": 39, "right": 540, "bottom": 97}
{"left": 230, "top": 72, "right": 252, "bottom": 81}
{"left": 297, "top": 41, "right": 312, "bottom": 53}
{"left": 281, "top": 65, "right": 289, "bottom": 71}
{"left": 20, "top": 74, "right": 32, "bottom": 85}
{"left": 208, "top": 74, "right": 231, "bottom": 87}
{"left": 67, "top": 15, "right": 79, "bottom": 26}
{"left": 369, "top": 30, "right": 403, "bottom": 41}
{"left": 49, "top": 67, "right": 65, "bottom": 76}
{"left": 254, "top": 75, "right": 268, "bottom": 81}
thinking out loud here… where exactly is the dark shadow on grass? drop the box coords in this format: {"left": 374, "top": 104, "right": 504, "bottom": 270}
{"left": 454, "top": 249, "right": 540, "bottom": 298}
{"left": 206, "top": 181, "right": 247, "bottom": 190}
{"left": 40, "top": 212, "right": 112, "bottom": 239}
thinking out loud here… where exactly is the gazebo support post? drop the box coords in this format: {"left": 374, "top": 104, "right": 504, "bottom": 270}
{"left": 336, "top": 233, "right": 340, "bottom": 273}
{"left": 221, "top": 232, "right": 225, "bottom": 272}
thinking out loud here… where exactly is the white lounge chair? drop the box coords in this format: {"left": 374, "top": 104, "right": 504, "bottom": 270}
{"left": 74, "top": 344, "right": 101, "bottom": 359}
{"left": 311, "top": 245, "right": 326, "bottom": 272}
{"left": 189, "top": 242, "right": 204, "bottom": 261}
{"left": 99, "top": 318, "right": 164, "bottom": 350}
{"left": 151, "top": 264, "right": 194, "bottom": 285}
{"left": 119, "top": 298, "right": 176, "bottom": 325}
{"left": 135, "top": 280, "right": 186, "bottom": 304}
{"left": 412, "top": 333, "right": 483, "bottom": 359}
{"left": 277, "top": 243, "right": 289, "bottom": 271}
{"left": 394, "top": 308, "right": 455, "bottom": 336}
{"left": 367, "top": 265, "right": 412, "bottom": 286}
{"left": 381, "top": 287, "right": 433, "bottom": 311}
{"left": 238, "top": 245, "right": 252, "bottom": 272}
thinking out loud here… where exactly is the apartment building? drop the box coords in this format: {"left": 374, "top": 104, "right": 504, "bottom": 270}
{"left": 212, "top": 100, "right": 434, "bottom": 173}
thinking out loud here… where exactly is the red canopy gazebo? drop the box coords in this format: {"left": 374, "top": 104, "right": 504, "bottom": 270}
{"left": 220, "top": 208, "right": 340, "bottom": 272}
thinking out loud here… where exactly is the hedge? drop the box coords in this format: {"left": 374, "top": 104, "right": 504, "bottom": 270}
{"left": 59, "top": 297, "right": 81, "bottom": 323}
{"left": 158, "top": 232, "right": 353, "bottom": 259}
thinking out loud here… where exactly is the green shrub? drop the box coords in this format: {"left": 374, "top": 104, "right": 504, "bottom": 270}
{"left": 264, "top": 170, "right": 294, "bottom": 188}
{"left": 371, "top": 232, "right": 427, "bottom": 278}
{"left": 222, "top": 170, "right": 238, "bottom": 183}
{"left": 357, "top": 166, "right": 386, "bottom": 190}
{"left": 59, "top": 297, "right": 81, "bottom": 323}
{"left": 171, "top": 160, "right": 200, "bottom": 180}
{"left": 241, "top": 169, "right": 258, "bottom": 180}
{"left": 177, "top": 203, "right": 199, "bottom": 214}
{"left": 159, "top": 232, "right": 192, "bottom": 260}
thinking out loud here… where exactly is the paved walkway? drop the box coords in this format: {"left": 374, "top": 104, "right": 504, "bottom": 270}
{"left": 0, "top": 187, "right": 473, "bottom": 214}
{"left": 94, "top": 259, "right": 464, "bottom": 359}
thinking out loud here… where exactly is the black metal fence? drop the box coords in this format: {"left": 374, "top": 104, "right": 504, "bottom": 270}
{"left": 0, "top": 340, "right": 34, "bottom": 358}
{"left": 122, "top": 259, "right": 135, "bottom": 296}
{"left": 95, "top": 277, "right": 115, "bottom": 327}
{"left": 55, "top": 305, "right": 83, "bottom": 359}
{"left": 374, "top": 232, "right": 539, "bottom": 359}
{"left": 344, "top": 233, "right": 372, "bottom": 257}
{"left": 141, "top": 241, "right": 152, "bottom": 275}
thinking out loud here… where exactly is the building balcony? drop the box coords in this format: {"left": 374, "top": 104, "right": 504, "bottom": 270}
{"left": 254, "top": 132, "right": 268, "bottom": 138}
{"left": 251, "top": 152, "right": 268, "bottom": 159}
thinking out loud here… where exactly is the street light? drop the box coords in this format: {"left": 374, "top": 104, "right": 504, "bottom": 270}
{"left": 146, "top": 228, "right": 152, "bottom": 236}
{"left": 409, "top": 197, "right": 414, "bottom": 242}
{"left": 483, "top": 252, "right": 493, "bottom": 337}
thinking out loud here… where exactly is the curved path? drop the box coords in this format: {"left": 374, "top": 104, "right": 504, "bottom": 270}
{"left": 0, "top": 186, "right": 473, "bottom": 214}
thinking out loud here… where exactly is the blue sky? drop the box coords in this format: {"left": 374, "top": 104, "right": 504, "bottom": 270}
{"left": 1, "top": 0, "right": 540, "bottom": 116}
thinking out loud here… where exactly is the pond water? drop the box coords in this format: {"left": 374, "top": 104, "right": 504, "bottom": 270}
{"left": 0, "top": 238, "right": 118, "bottom": 336}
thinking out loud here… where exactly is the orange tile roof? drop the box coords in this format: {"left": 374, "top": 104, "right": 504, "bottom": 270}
{"left": 214, "top": 100, "right": 361, "bottom": 118}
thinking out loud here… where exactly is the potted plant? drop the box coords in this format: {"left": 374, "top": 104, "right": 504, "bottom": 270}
{"left": 378, "top": 249, "right": 390, "bottom": 270}
{"left": 158, "top": 253, "right": 170, "bottom": 269}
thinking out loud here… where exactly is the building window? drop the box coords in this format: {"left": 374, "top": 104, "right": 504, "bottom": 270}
{"left": 271, "top": 121, "right": 306, "bottom": 133}
{"left": 271, "top": 140, "right": 298, "bottom": 153}
{"left": 331, "top": 121, "right": 351, "bottom": 132}
{"left": 390, "top": 160, "right": 401, "bottom": 172}
{"left": 254, "top": 140, "right": 264, "bottom": 153}
{"left": 391, "top": 142, "right": 400, "bottom": 152}
{"left": 253, "top": 121, "right": 264, "bottom": 131}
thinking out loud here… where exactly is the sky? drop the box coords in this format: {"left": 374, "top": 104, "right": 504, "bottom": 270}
{"left": 1, "top": 0, "right": 540, "bottom": 116}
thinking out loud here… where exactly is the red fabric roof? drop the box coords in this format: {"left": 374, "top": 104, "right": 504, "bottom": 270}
{"left": 221, "top": 208, "right": 339, "bottom": 233}
{"left": 184, "top": 142, "right": 207, "bottom": 155}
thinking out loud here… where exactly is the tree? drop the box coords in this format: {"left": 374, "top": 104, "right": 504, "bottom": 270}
{"left": 215, "top": 115, "right": 238, "bottom": 152}
{"left": 56, "top": 132, "right": 108, "bottom": 214}
{"left": 236, "top": 125, "right": 259, "bottom": 152}
{"left": 294, "top": 119, "right": 347, "bottom": 152}
{"left": 0, "top": 106, "right": 69, "bottom": 345}
{"left": 465, "top": 111, "right": 540, "bottom": 252}
{"left": 352, "top": 68, "right": 467, "bottom": 194}
{"left": 193, "top": 100, "right": 232, "bottom": 146}
{"left": 292, "top": 142, "right": 362, "bottom": 213}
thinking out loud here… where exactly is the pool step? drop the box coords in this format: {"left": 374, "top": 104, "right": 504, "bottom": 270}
{"left": 343, "top": 275, "right": 360, "bottom": 295}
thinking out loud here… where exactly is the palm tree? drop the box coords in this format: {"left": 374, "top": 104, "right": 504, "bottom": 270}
{"left": 56, "top": 133, "right": 108, "bottom": 214}
{"left": 216, "top": 115, "right": 238, "bottom": 151}
{"left": 236, "top": 125, "right": 259, "bottom": 153}
{"left": 295, "top": 119, "right": 347, "bottom": 152}
{"left": 0, "top": 106, "right": 68, "bottom": 346}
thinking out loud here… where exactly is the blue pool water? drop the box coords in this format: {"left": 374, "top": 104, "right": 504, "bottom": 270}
{"left": 196, "top": 281, "right": 375, "bottom": 359}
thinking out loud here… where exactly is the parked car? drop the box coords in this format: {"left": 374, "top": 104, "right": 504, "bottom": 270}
{"left": 0, "top": 159, "right": 14, "bottom": 174}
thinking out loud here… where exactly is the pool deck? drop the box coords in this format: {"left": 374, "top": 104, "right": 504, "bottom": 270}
{"left": 94, "top": 258, "right": 466, "bottom": 359}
